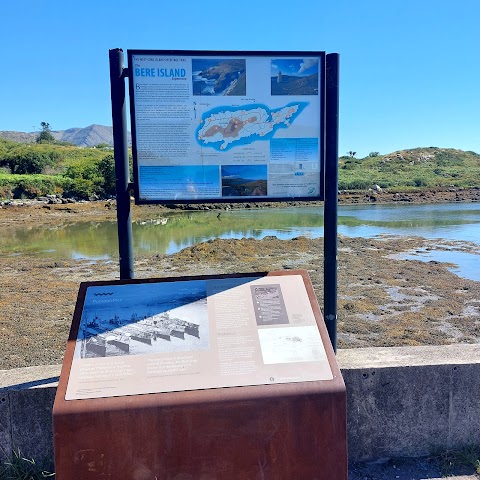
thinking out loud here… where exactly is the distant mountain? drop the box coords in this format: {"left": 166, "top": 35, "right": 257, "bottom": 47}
{"left": 0, "top": 124, "right": 132, "bottom": 147}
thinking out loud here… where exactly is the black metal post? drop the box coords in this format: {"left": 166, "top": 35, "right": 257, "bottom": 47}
{"left": 109, "top": 48, "right": 134, "bottom": 279}
{"left": 324, "top": 53, "right": 339, "bottom": 351}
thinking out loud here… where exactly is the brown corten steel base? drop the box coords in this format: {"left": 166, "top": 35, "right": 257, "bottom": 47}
{"left": 53, "top": 270, "right": 347, "bottom": 480}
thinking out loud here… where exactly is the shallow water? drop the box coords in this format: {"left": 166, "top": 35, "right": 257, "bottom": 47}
{"left": 2, "top": 202, "right": 479, "bottom": 280}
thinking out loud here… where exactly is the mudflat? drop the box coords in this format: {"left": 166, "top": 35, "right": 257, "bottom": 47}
{"left": 0, "top": 199, "right": 479, "bottom": 369}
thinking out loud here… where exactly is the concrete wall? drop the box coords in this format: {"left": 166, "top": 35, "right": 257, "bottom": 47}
{"left": 338, "top": 344, "right": 480, "bottom": 461}
{"left": 0, "top": 365, "right": 59, "bottom": 466}
{"left": 1, "top": 345, "right": 479, "bottom": 464}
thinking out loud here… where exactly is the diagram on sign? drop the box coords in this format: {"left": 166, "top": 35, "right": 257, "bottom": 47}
{"left": 196, "top": 103, "right": 308, "bottom": 151}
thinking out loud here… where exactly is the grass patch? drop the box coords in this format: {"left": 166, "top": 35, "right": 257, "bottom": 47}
{"left": 0, "top": 449, "right": 54, "bottom": 479}
{"left": 435, "top": 445, "right": 480, "bottom": 476}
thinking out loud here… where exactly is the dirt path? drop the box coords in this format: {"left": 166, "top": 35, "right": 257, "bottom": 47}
{"left": 1, "top": 199, "right": 479, "bottom": 369}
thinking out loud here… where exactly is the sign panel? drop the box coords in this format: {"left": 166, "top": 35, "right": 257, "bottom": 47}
{"left": 65, "top": 274, "right": 332, "bottom": 400}
{"left": 127, "top": 50, "right": 325, "bottom": 204}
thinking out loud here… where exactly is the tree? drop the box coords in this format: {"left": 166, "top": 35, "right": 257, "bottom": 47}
{"left": 98, "top": 155, "right": 116, "bottom": 196}
{"left": 368, "top": 151, "right": 380, "bottom": 157}
{"left": 347, "top": 151, "right": 357, "bottom": 158}
{"left": 36, "top": 122, "right": 55, "bottom": 144}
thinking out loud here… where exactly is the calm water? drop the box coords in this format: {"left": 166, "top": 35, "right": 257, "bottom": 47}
{"left": 2, "top": 202, "right": 479, "bottom": 280}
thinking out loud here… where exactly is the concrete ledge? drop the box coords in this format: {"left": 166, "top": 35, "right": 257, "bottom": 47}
{"left": 338, "top": 344, "right": 480, "bottom": 461}
{"left": 0, "top": 365, "right": 60, "bottom": 464}
{"left": 1, "top": 345, "right": 480, "bottom": 464}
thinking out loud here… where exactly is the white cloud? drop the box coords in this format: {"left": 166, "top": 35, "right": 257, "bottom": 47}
{"left": 298, "top": 58, "right": 318, "bottom": 74}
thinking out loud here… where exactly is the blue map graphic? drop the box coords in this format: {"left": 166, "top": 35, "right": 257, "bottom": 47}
{"left": 196, "top": 102, "right": 308, "bottom": 152}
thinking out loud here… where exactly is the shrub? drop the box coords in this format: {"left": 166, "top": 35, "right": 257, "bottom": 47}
{"left": 0, "top": 147, "right": 57, "bottom": 174}
{"left": 63, "top": 154, "right": 115, "bottom": 199}
{"left": 0, "top": 174, "right": 66, "bottom": 199}
{"left": 413, "top": 177, "right": 428, "bottom": 187}
{"left": 338, "top": 179, "right": 371, "bottom": 190}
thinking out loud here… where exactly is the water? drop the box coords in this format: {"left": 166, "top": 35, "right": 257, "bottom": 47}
{"left": 2, "top": 202, "right": 479, "bottom": 280}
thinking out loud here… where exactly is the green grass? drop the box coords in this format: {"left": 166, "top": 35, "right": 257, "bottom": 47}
{"left": 435, "top": 445, "right": 480, "bottom": 476}
{"left": 0, "top": 449, "right": 54, "bottom": 479}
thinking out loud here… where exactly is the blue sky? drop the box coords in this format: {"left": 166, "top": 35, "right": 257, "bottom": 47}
{"left": 1, "top": 0, "right": 478, "bottom": 157}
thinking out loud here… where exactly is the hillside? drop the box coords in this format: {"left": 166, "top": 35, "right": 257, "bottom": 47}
{"left": 0, "top": 140, "right": 479, "bottom": 202}
{"left": 0, "top": 124, "right": 132, "bottom": 147}
{"left": 339, "top": 147, "right": 480, "bottom": 191}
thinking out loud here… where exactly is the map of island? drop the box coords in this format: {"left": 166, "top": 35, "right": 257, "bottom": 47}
{"left": 197, "top": 102, "right": 308, "bottom": 151}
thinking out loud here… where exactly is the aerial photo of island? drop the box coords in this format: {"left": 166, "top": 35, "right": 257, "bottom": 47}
{"left": 192, "top": 58, "right": 246, "bottom": 96}
{"left": 271, "top": 58, "right": 319, "bottom": 95}
{"left": 221, "top": 165, "right": 267, "bottom": 197}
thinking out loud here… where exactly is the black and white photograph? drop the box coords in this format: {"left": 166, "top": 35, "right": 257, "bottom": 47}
{"left": 73, "top": 281, "right": 210, "bottom": 359}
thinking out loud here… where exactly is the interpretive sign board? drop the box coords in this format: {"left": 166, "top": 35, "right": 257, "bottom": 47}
{"left": 127, "top": 50, "right": 325, "bottom": 204}
{"left": 65, "top": 272, "right": 332, "bottom": 400}
{"left": 54, "top": 270, "right": 347, "bottom": 479}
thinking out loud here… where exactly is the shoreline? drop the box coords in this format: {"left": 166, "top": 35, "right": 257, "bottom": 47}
{"left": 0, "top": 189, "right": 479, "bottom": 370}
{"left": 0, "top": 187, "right": 478, "bottom": 228}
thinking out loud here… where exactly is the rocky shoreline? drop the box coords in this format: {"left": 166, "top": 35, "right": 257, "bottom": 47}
{"left": 0, "top": 187, "right": 479, "bottom": 228}
{"left": 1, "top": 186, "right": 479, "bottom": 209}
{"left": 0, "top": 189, "right": 479, "bottom": 370}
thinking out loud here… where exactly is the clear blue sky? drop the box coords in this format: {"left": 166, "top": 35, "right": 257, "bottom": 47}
{"left": 1, "top": 0, "right": 478, "bottom": 157}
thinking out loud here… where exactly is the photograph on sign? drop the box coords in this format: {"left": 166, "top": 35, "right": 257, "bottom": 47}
{"left": 127, "top": 51, "right": 325, "bottom": 203}
{"left": 65, "top": 275, "right": 332, "bottom": 400}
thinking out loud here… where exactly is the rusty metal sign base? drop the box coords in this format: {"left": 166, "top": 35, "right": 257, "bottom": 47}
{"left": 53, "top": 271, "right": 347, "bottom": 479}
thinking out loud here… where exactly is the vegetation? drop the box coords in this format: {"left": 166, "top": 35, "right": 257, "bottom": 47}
{"left": 35, "top": 122, "right": 55, "bottom": 144}
{"left": 0, "top": 449, "right": 54, "bottom": 479}
{"left": 0, "top": 138, "right": 118, "bottom": 200}
{"left": 0, "top": 145, "right": 59, "bottom": 174}
{"left": 0, "top": 174, "right": 66, "bottom": 199}
{"left": 435, "top": 445, "right": 480, "bottom": 476}
{"left": 63, "top": 154, "right": 116, "bottom": 198}
{"left": 338, "top": 147, "right": 480, "bottom": 191}
{"left": 0, "top": 139, "right": 479, "bottom": 201}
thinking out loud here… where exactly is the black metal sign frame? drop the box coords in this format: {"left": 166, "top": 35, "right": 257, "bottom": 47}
{"left": 109, "top": 48, "right": 339, "bottom": 351}
{"left": 127, "top": 50, "right": 326, "bottom": 205}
